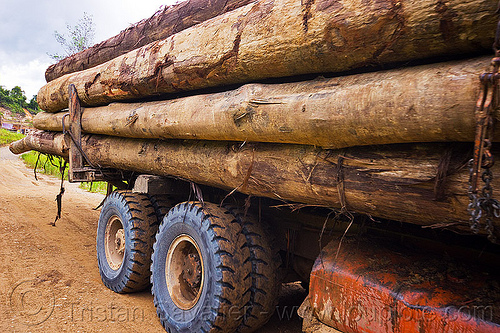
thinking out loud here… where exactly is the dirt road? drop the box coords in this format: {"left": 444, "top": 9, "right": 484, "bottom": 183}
{"left": 0, "top": 147, "right": 305, "bottom": 333}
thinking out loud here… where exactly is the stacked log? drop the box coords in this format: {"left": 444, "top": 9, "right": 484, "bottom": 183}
{"left": 11, "top": 131, "right": 492, "bottom": 232}
{"left": 33, "top": 57, "right": 491, "bottom": 149}
{"left": 44, "top": 0, "right": 255, "bottom": 82}
{"left": 37, "top": 0, "right": 497, "bottom": 112}
{"left": 11, "top": 0, "right": 500, "bottom": 236}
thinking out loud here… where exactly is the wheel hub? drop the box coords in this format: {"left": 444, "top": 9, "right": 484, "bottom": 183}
{"left": 182, "top": 253, "right": 202, "bottom": 289}
{"left": 104, "top": 215, "right": 125, "bottom": 270}
{"left": 115, "top": 229, "right": 125, "bottom": 255}
{"left": 166, "top": 235, "right": 204, "bottom": 310}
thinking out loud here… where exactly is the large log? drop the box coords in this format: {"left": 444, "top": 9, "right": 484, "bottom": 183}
{"left": 44, "top": 0, "right": 255, "bottom": 82}
{"left": 34, "top": 57, "right": 490, "bottom": 149}
{"left": 9, "top": 131, "right": 68, "bottom": 156}
{"left": 37, "top": 0, "right": 498, "bottom": 113}
{"left": 10, "top": 131, "right": 499, "bottom": 235}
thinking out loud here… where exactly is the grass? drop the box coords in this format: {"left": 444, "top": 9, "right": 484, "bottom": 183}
{"left": 21, "top": 151, "right": 68, "bottom": 178}
{"left": 0, "top": 128, "right": 25, "bottom": 146}
{"left": 20, "top": 151, "right": 108, "bottom": 194}
{"left": 78, "top": 181, "right": 109, "bottom": 194}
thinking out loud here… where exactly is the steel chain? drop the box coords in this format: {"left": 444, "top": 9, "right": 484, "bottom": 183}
{"left": 467, "top": 160, "right": 481, "bottom": 234}
{"left": 467, "top": 48, "right": 500, "bottom": 243}
{"left": 480, "top": 168, "right": 500, "bottom": 242}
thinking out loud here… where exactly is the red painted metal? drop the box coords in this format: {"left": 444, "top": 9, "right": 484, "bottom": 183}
{"left": 308, "top": 239, "right": 500, "bottom": 333}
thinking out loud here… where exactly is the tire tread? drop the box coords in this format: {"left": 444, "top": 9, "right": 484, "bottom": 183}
{"left": 97, "top": 190, "right": 158, "bottom": 293}
{"left": 151, "top": 201, "right": 252, "bottom": 333}
{"left": 225, "top": 205, "right": 282, "bottom": 333}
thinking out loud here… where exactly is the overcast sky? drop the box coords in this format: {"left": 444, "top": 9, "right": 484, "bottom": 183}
{"left": 0, "top": 0, "right": 177, "bottom": 98}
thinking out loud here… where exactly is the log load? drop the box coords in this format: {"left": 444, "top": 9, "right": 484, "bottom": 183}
{"left": 34, "top": 57, "right": 491, "bottom": 149}
{"left": 37, "top": 0, "right": 498, "bottom": 112}
{"left": 10, "top": 131, "right": 68, "bottom": 157}
{"left": 44, "top": 0, "right": 256, "bottom": 82}
{"left": 10, "top": 131, "right": 498, "bottom": 236}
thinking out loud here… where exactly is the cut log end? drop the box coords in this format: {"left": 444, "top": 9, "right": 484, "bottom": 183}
{"left": 9, "top": 137, "right": 32, "bottom": 155}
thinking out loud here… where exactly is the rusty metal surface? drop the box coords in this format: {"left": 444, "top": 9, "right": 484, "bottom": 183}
{"left": 307, "top": 238, "right": 500, "bottom": 333}
{"left": 68, "top": 84, "right": 83, "bottom": 181}
{"left": 299, "top": 295, "right": 344, "bottom": 333}
{"left": 182, "top": 253, "right": 202, "bottom": 289}
{"left": 468, "top": 53, "right": 500, "bottom": 242}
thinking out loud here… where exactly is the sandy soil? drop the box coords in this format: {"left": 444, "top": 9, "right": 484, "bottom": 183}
{"left": 0, "top": 147, "right": 305, "bottom": 333}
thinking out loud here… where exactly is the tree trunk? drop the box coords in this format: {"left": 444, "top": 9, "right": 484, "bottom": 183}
{"left": 34, "top": 56, "right": 490, "bottom": 149}
{"left": 44, "top": 0, "right": 256, "bottom": 82}
{"left": 10, "top": 131, "right": 496, "bottom": 235}
{"left": 37, "top": 0, "right": 497, "bottom": 112}
{"left": 9, "top": 131, "right": 68, "bottom": 156}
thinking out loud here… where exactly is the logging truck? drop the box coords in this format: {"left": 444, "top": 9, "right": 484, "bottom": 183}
{"left": 9, "top": 0, "right": 500, "bottom": 331}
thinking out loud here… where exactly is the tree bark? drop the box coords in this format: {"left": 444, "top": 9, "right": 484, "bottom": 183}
{"left": 10, "top": 131, "right": 496, "bottom": 234}
{"left": 37, "top": 0, "right": 498, "bottom": 113}
{"left": 9, "top": 131, "right": 68, "bottom": 156}
{"left": 44, "top": 0, "right": 256, "bottom": 82}
{"left": 34, "top": 56, "right": 490, "bottom": 149}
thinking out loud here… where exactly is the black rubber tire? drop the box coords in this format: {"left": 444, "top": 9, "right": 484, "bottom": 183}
{"left": 96, "top": 190, "right": 158, "bottom": 293}
{"left": 148, "top": 194, "right": 175, "bottom": 227}
{"left": 151, "top": 201, "right": 252, "bottom": 333}
{"left": 225, "top": 206, "right": 282, "bottom": 333}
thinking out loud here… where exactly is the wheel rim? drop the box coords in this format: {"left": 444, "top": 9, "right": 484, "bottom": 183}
{"left": 166, "top": 235, "right": 204, "bottom": 310}
{"left": 104, "top": 215, "right": 125, "bottom": 270}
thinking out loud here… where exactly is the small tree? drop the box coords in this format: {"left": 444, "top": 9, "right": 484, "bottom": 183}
{"left": 49, "top": 12, "right": 95, "bottom": 61}
{"left": 27, "top": 96, "right": 41, "bottom": 114}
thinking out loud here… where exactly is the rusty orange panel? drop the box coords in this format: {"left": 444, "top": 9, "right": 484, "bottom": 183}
{"left": 308, "top": 239, "right": 500, "bottom": 333}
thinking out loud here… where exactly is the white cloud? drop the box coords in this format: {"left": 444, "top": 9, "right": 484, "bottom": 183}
{"left": 91, "top": 0, "right": 171, "bottom": 41}
{"left": 0, "top": 53, "right": 50, "bottom": 98}
{"left": 0, "top": 0, "right": 176, "bottom": 100}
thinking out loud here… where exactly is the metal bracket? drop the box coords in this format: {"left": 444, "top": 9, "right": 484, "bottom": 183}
{"left": 67, "top": 84, "right": 119, "bottom": 182}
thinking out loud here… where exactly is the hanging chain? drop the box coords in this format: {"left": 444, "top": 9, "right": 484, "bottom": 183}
{"left": 468, "top": 43, "right": 500, "bottom": 243}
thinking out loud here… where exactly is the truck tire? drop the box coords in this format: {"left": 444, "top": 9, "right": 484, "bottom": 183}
{"left": 148, "top": 194, "right": 175, "bottom": 227}
{"left": 225, "top": 206, "right": 282, "bottom": 333}
{"left": 151, "top": 201, "right": 252, "bottom": 333}
{"left": 96, "top": 190, "right": 158, "bottom": 293}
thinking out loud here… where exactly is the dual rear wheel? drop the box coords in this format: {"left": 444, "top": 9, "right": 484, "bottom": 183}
{"left": 96, "top": 191, "right": 281, "bottom": 333}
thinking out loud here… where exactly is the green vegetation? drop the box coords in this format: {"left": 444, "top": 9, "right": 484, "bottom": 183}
{"left": 0, "top": 86, "right": 41, "bottom": 116}
{"left": 49, "top": 12, "right": 95, "bottom": 61}
{"left": 21, "top": 151, "right": 68, "bottom": 178}
{"left": 79, "top": 181, "right": 108, "bottom": 194}
{"left": 0, "top": 128, "right": 25, "bottom": 146}
{"left": 20, "top": 151, "right": 107, "bottom": 194}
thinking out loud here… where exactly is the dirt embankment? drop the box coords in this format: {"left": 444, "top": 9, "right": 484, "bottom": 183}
{"left": 0, "top": 147, "right": 305, "bottom": 333}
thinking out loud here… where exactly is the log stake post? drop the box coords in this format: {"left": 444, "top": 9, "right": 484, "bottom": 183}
{"left": 66, "top": 85, "right": 124, "bottom": 183}
{"left": 68, "top": 84, "right": 83, "bottom": 182}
